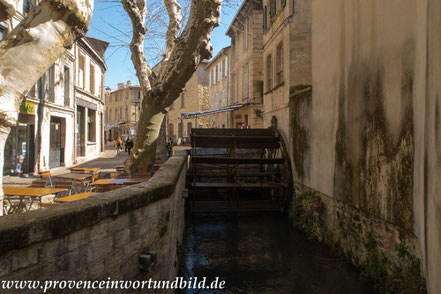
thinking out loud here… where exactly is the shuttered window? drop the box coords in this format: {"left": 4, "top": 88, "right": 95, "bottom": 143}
{"left": 263, "top": 6, "right": 267, "bottom": 31}
{"left": 270, "top": 0, "right": 276, "bottom": 22}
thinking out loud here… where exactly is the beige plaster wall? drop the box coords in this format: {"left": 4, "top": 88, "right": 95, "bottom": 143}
{"left": 166, "top": 65, "right": 209, "bottom": 140}
{"left": 308, "top": 0, "right": 441, "bottom": 292}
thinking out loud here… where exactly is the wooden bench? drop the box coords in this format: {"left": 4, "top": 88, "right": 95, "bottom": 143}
{"left": 54, "top": 181, "right": 74, "bottom": 197}
{"left": 39, "top": 170, "right": 53, "bottom": 186}
{"left": 96, "top": 185, "right": 117, "bottom": 192}
{"left": 30, "top": 180, "right": 47, "bottom": 188}
{"left": 86, "top": 171, "right": 101, "bottom": 192}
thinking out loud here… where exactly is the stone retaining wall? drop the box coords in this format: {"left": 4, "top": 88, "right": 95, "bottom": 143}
{"left": 0, "top": 153, "right": 187, "bottom": 293}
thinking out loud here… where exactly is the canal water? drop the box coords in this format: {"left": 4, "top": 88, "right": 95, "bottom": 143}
{"left": 178, "top": 212, "right": 376, "bottom": 294}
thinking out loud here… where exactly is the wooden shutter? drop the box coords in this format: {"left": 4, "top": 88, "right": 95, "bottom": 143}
{"left": 263, "top": 6, "right": 267, "bottom": 31}
{"left": 270, "top": 0, "right": 276, "bottom": 21}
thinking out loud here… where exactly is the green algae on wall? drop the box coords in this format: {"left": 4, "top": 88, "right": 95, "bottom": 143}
{"left": 333, "top": 60, "right": 414, "bottom": 231}
{"left": 289, "top": 86, "right": 312, "bottom": 180}
{"left": 290, "top": 185, "right": 426, "bottom": 294}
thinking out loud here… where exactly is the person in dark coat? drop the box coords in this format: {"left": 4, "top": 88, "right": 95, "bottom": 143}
{"left": 166, "top": 137, "right": 173, "bottom": 158}
{"left": 126, "top": 137, "right": 134, "bottom": 155}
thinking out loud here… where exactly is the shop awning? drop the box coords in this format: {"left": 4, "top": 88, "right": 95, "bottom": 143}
{"left": 105, "top": 121, "right": 125, "bottom": 131}
{"left": 181, "top": 103, "right": 248, "bottom": 119}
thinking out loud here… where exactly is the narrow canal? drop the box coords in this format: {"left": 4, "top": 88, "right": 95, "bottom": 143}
{"left": 178, "top": 212, "right": 376, "bottom": 294}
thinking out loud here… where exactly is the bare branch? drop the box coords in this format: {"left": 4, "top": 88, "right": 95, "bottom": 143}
{"left": 156, "top": 0, "right": 222, "bottom": 108}
{"left": 121, "top": 0, "right": 152, "bottom": 90}
{"left": 163, "top": 0, "right": 182, "bottom": 63}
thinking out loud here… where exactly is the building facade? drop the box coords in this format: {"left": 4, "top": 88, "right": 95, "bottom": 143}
{"left": 3, "top": 48, "right": 77, "bottom": 174}
{"left": 74, "top": 37, "right": 108, "bottom": 162}
{"left": 166, "top": 62, "right": 209, "bottom": 141}
{"left": 105, "top": 81, "right": 142, "bottom": 143}
{"left": 1, "top": 4, "right": 108, "bottom": 174}
{"left": 226, "top": 0, "right": 264, "bottom": 129}
{"left": 262, "top": 0, "right": 311, "bottom": 148}
{"left": 205, "top": 47, "right": 231, "bottom": 128}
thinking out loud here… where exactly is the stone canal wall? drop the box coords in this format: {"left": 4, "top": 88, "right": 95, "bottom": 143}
{"left": 288, "top": 0, "right": 441, "bottom": 293}
{"left": 0, "top": 153, "right": 187, "bottom": 292}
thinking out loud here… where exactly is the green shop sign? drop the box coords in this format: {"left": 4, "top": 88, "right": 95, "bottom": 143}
{"left": 19, "top": 101, "right": 36, "bottom": 114}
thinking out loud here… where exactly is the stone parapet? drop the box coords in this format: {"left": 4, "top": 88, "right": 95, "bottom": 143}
{"left": 0, "top": 152, "right": 188, "bottom": 290}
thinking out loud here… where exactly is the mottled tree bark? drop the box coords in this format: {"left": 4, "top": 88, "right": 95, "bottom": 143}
{"left": 0, "top": 0, "right": 93, "bottom": 215}
{"left": 122, "top": 0, "right": 222, "bottom": 175}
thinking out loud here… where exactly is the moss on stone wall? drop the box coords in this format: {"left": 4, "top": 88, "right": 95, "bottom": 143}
{"left": 290, "top": 185, "right": 426, "bottom": 294}
{"left": 289, "top": 88, "right": 312, "bottom": 180}
{"left": 289, "top": 186, "right": 324, "bottom": 240}
{"left": 333, "top": 61, "right": 414, "bottom": 231}
{"left": 361, "top": 237, "right": 426, "bottom": 294}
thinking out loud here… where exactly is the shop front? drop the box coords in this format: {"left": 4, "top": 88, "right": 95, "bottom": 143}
{"left": 49, "top": 116, "right": 66, "bottom": 168}
{"left": 3, "top": 101, "right": 36, "bottom": 176}
{"left": 75, "top": 98, "right": 99, "bottom": 159}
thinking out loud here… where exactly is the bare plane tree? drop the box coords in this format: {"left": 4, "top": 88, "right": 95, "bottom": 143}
{"left": 0, "top": 0, "right": 93, "bottom": 215}
{"left": 121, "top": 0, "right": 222, "bottom": 174}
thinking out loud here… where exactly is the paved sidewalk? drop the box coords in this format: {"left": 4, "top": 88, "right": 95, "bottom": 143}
{"left": 3, "top": 146, "right": 129, "bottom": 186}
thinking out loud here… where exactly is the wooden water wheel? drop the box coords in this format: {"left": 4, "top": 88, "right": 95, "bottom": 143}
{"left": 188, "top": 128, "right": 291, "bottom": 212}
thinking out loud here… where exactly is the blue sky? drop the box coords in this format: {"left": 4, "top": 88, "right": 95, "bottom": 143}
{"left": 86, "top": 0, "right": 240, "bottom": 90}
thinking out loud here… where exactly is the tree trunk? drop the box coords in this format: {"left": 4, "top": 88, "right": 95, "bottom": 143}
{"left": 126, "top": 95, "right": 165, "bottom": 174}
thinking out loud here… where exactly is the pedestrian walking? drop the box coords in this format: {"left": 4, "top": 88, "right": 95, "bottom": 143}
{"left": 116, "top": 137, "right": 123, "bottom": 154}
{"left": 166, "top": 137, "right": 173, "bottom": 158}
{"left": 126, "top": 137, "right": 134, "bottom": 155}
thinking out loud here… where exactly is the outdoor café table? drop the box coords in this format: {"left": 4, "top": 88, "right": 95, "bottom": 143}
{"left": 114, "top": 165, "right": 125, "bottom": 172}
{"left": 54, "top": 192, "right": 96, "bottom": 203}
{"left": 54, "top": 172, "right": 92, "bottom": 183}
{"left": 94, "top": 177, "right": 150, "bottom": 186}
{"left": 71, "top": 167, "right": 100, "bottom": 173}
{"left": 3, "top": 187, "right": 68, "bottom": 215}
{"left": 54, "top": 172, "right": 93, "bottom": 192}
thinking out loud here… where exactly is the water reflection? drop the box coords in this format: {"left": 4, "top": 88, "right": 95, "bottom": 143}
{"left": 178, "top": 212, "right": 376, "bottom": 294}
